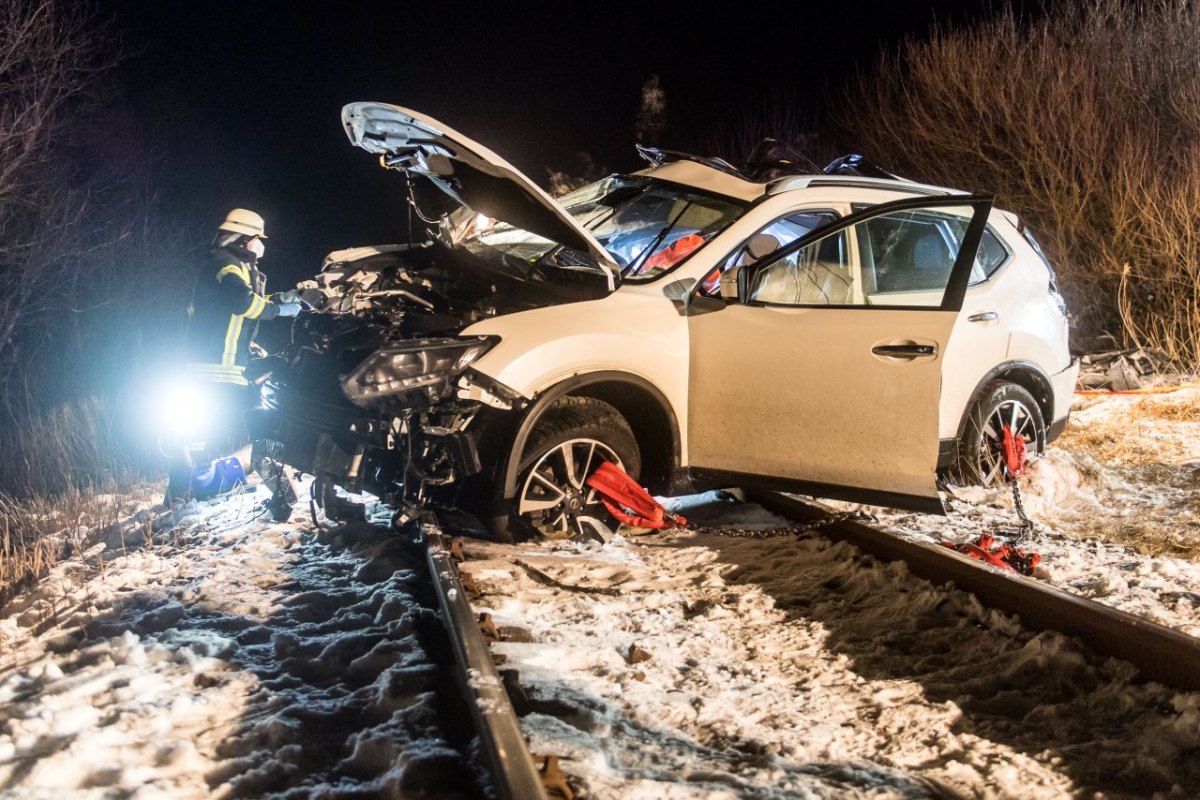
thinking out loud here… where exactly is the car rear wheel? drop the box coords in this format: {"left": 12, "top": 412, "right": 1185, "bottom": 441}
{"left": 953, "top": 380, "right": 1045, "bottom": 487}
{"left": 515, "top": 397, "right": 641, "bottom": 539}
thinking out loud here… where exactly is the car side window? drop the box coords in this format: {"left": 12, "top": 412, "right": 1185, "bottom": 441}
{"left": 746, "top": 204, "right": 979, "bottom": 308}
{"left": 747, "top": 229, "right": 852, "bottom": 305}
{"left": 968, "top": 227, "right": 1011, "bottom": 285}
{"left": 701, "top": 210, "right": 838, "bottom": 296}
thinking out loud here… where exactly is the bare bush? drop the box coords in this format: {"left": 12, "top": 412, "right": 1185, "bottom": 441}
{"left": 839, "top": 0, "right": 1200, "bottom": 365}
{"left": 0, "top": 0, "right": 109, "bottom": 388}
{"left": 546, "top": 152, "right": 604, "bottom": 197}
{"left": 698, "top": 91, "right": 835, "bottom": 171}
{"left": 636, "top": 74, "right": 667, "bottom": 146}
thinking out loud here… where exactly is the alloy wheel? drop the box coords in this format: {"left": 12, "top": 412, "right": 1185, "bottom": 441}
{"left": 517, "top": 437, "right": 623, "bottom": 537}
{"left": 976, "top": 398, "right": 1037, "bottom": 485}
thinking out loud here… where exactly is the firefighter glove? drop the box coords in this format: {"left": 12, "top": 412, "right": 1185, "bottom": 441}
{"left": 276, "top": 301, "right": 303, "bottom": 317}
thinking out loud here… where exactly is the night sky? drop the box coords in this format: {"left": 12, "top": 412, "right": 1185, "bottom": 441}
{"left": 104, "top": 0, "right": 1015, "bottom": 286}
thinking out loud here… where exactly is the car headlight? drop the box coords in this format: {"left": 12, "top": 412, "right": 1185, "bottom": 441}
{"left": 341, "top": 337, "right": 496, "bottom": 405}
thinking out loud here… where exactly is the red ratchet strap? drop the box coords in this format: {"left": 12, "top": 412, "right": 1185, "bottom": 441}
{"left": 1001, "top": 424, "right": 1027, "bottom": 478}
{"left": 585, "top": 461, "right": 687, "bottom": 529}
{"left": 941, "top": 533, "right": 1041, "bottom": 576}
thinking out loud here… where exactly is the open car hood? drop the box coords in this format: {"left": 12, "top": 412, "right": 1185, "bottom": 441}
{"left": 343, "top": 102, "right": 617, "bottom": 279}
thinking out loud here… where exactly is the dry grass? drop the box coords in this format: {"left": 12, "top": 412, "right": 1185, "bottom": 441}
{"left": 1056, "top": 390, "right": 1200, "bottom": 467}
{"left": 1140, "top": 393, "right": 1200, "bottom": 422}
{"left": 1048, "top": 389, "right": 1200, "bottom": 560}
{"left": 0, "top": 488, "right": 125, "bottom": 609}
{"left": 0, "top": 394, "right": 162, "bottom": 609}
{"left": 0, "top": 395, "right": 140, "bottom": 498}
{"left": 1066, "top": 476, "right": 1200, "bottom": 559}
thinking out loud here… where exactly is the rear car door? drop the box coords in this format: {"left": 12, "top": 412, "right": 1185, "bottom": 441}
{"left": 686, "top": 195, "right": 993, "bottom": 512}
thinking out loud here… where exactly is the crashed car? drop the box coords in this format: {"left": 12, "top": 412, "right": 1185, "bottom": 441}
{"left": 255, "top": 101, "right": 1078, "bottom": 538}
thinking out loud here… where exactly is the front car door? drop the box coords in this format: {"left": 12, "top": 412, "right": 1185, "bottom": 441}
{"left": 685, "top": 195, "right": 993, "bottom": 512}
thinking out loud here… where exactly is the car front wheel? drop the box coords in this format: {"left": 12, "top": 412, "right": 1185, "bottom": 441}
{"left": 514, "top": 397, "right": 641, "bottom": 539}
{"left": 953, "top": 380, "right": 1045, "bottom": 487}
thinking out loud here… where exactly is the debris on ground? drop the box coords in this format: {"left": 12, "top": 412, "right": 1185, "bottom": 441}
{"left": 1075, "top": 347, "right": 1187, "bottom": 391}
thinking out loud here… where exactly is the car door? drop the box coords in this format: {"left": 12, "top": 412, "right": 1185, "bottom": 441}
{"left": 685, "top": 195, "right": 993, "bottom": 512}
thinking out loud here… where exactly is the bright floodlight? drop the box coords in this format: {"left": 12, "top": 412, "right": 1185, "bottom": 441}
{"left": 154, "top": 378, "right": 213, "bottom": 441}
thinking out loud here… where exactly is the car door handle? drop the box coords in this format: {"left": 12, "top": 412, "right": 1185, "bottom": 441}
{"left": 968, "top": 311, "right": 999, "bottom": 322}
{"left": 871, "top": 343, "right": 937, "bottom": 358}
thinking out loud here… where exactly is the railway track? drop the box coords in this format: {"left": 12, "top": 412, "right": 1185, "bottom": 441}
{"left": 744, "top": 489, "right": 1200, "bottom": 692}
{"left": 414, "top": 488, "right": 1200, "bottom": 798}
{"left": 416, "top": 512, "right": 552, "bottom": 800}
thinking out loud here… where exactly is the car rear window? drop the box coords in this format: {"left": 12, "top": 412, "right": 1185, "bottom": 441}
{"left": 969, "top": 227, "right": 1011, "bottom": 285}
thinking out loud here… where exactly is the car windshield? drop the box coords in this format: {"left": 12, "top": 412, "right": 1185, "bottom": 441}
{"left": 460, "top": 175, "right": 745, "bottom": 284}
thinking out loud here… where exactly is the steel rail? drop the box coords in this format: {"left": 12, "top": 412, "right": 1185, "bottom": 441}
{"left": 420, "top": 512, "right": 550, "bottom": 800}
{"left": 746, "top": 489, "right": 1200, "bottom": 692}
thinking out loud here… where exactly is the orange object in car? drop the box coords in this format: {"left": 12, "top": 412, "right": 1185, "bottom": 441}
{"left": 641, "top": 233, "right": 705, "bottom": 273}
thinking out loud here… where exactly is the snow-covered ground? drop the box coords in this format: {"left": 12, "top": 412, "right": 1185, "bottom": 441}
{"left": 0, "top": 388, "right": 1198, "bottom": 798}
{"left": 0, "top": 488, "right": 485, "bottom": 798}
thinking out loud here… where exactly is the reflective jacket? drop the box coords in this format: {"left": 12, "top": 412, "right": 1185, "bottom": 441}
{"left": 185, "top": 245, "right": 281, "bottom": 386}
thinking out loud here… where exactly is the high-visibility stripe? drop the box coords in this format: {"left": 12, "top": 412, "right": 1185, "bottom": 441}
{"left": 186, "top": 362, "right": 248, "bottom": 385}
{"left": 245, "top": 294, "right": 266, "bottom": 319}
{"left": 215, "top": 263, "right": 248, "bottom": 282}
{"left": 222, "top": 313, "right": 244, "bottom": 366}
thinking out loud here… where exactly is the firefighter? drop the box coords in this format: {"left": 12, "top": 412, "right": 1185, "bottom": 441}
{"left": 170, "top": 209, "right": 301, "bottom": 500}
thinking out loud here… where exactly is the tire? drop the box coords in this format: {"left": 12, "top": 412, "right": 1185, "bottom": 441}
{"left": 512, "top": 397, "right": 641, "bottom": 539}
{"left": 952, "top": 380, "right": 1045, "bottom": 487}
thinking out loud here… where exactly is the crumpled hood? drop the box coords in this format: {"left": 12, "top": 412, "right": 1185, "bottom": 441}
{"left": 342, "top": 102, "right": 617, "bottom": 282}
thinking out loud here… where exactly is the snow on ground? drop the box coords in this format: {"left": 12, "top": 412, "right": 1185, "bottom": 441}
{"left": 832, "top": 389, "right": 1200, "bottom": 638}
{"left": 0, "top": 484, "right": 484, "bottom": 798}
{"left": 452, "top": 388, "right": 1200, "bottom": 798}
{"left": 1, "top": 389, "right": 1199, "bottom": 798}
{"left": 462, "top": 495, "right": 1200, "bottom": 798}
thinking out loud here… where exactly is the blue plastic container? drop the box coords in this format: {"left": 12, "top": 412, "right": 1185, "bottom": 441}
{"left": 190, "top": 456, "right": 247, "bottom": 498}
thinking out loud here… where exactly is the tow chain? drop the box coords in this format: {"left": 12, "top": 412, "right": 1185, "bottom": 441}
{"left": 697, "top": 512, "right": 856, "bottom": 539}
{"left": 1001, "top": 423, "right": 1036, "bottom": 540}
{"left": 1009, "top": 476, "right": 1034, "bottom": 539}
{"left": 943, "top": 424, "right": 1041, "bottom": 575}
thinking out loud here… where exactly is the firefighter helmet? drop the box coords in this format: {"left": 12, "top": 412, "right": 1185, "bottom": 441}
{"left": 217, "top": 208, "right": 267, "bottom": 238}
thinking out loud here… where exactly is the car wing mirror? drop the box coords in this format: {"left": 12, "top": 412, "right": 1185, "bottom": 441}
{"left": 661, "top": 278, "right": 696, "bottom": 316}
{"left": 719, "top": 266, "right": 742, "bottom": 300}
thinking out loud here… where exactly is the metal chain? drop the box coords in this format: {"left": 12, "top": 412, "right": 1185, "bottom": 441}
{"left": 703, "top": 512, "right": 855, "bottom": 539}
{"left": 1008, "top": 478, "right": 1036, "bottom": 540}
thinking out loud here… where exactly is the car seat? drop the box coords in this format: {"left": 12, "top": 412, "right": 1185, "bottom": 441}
{"left": 736, "top": 233, "right": 781, "bottom": 267}
{"left": 754, "top": 234, "right": 852, "bottom": 305}
{"left": 899, "top": 231, "right": 954, "bottom": 290}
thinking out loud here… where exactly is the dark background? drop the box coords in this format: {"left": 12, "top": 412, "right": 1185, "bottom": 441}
{"left": 103, "top": 0, "right": 1016, "bottom": 287}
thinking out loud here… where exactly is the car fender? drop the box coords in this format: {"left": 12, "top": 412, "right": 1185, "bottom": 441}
{"left": 954, "top": 360, "right": 1057, "bottom": 446}
{"left": 491, "top": 370, "right": 683, "bottom": 503}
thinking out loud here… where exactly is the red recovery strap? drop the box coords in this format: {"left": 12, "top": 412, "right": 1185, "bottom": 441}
{"left": 941, "top": 533, "right": 1041, "bottom": 576}
{"left": 585, "top": 462, "right": 687, "bottom": 530}
{"left": 1002, "top": 423, "right": 1027, "bottom": 479}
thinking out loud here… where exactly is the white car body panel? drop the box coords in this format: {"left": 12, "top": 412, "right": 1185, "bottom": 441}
{"left": 688, "top": 305, "right": 956, "bottom": 498}
{"left": 462, "top": 284, "right": 694, "bottom": 452}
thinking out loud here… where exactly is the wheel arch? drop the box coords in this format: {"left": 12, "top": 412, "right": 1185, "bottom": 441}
{"left": 955, "top": 360, "right": 1054, "bottom": 451}
{"left": 499, "top": 371, "right": 681, "bottom": 501}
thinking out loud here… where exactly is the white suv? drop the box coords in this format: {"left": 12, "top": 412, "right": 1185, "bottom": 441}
{"left": 257, "top": 102, "right": 1078, "bottom": 537}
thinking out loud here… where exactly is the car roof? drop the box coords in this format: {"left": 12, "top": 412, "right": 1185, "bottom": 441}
{"left": 634, "top": 160, "right": 966, "bottom": 204}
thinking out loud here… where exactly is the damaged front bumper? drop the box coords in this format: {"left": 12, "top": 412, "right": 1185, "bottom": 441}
{"left": 259, "top": 368, "right": 523, "bottom": 506}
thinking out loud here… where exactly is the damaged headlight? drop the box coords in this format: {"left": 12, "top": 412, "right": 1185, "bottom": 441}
{"left": 341, "top": 337, "right": 496, "bottom": 406}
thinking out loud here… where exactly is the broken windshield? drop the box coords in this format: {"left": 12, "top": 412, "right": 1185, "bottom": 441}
{"left": 461, "top": 175, "right": 745, "bottom": 284}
